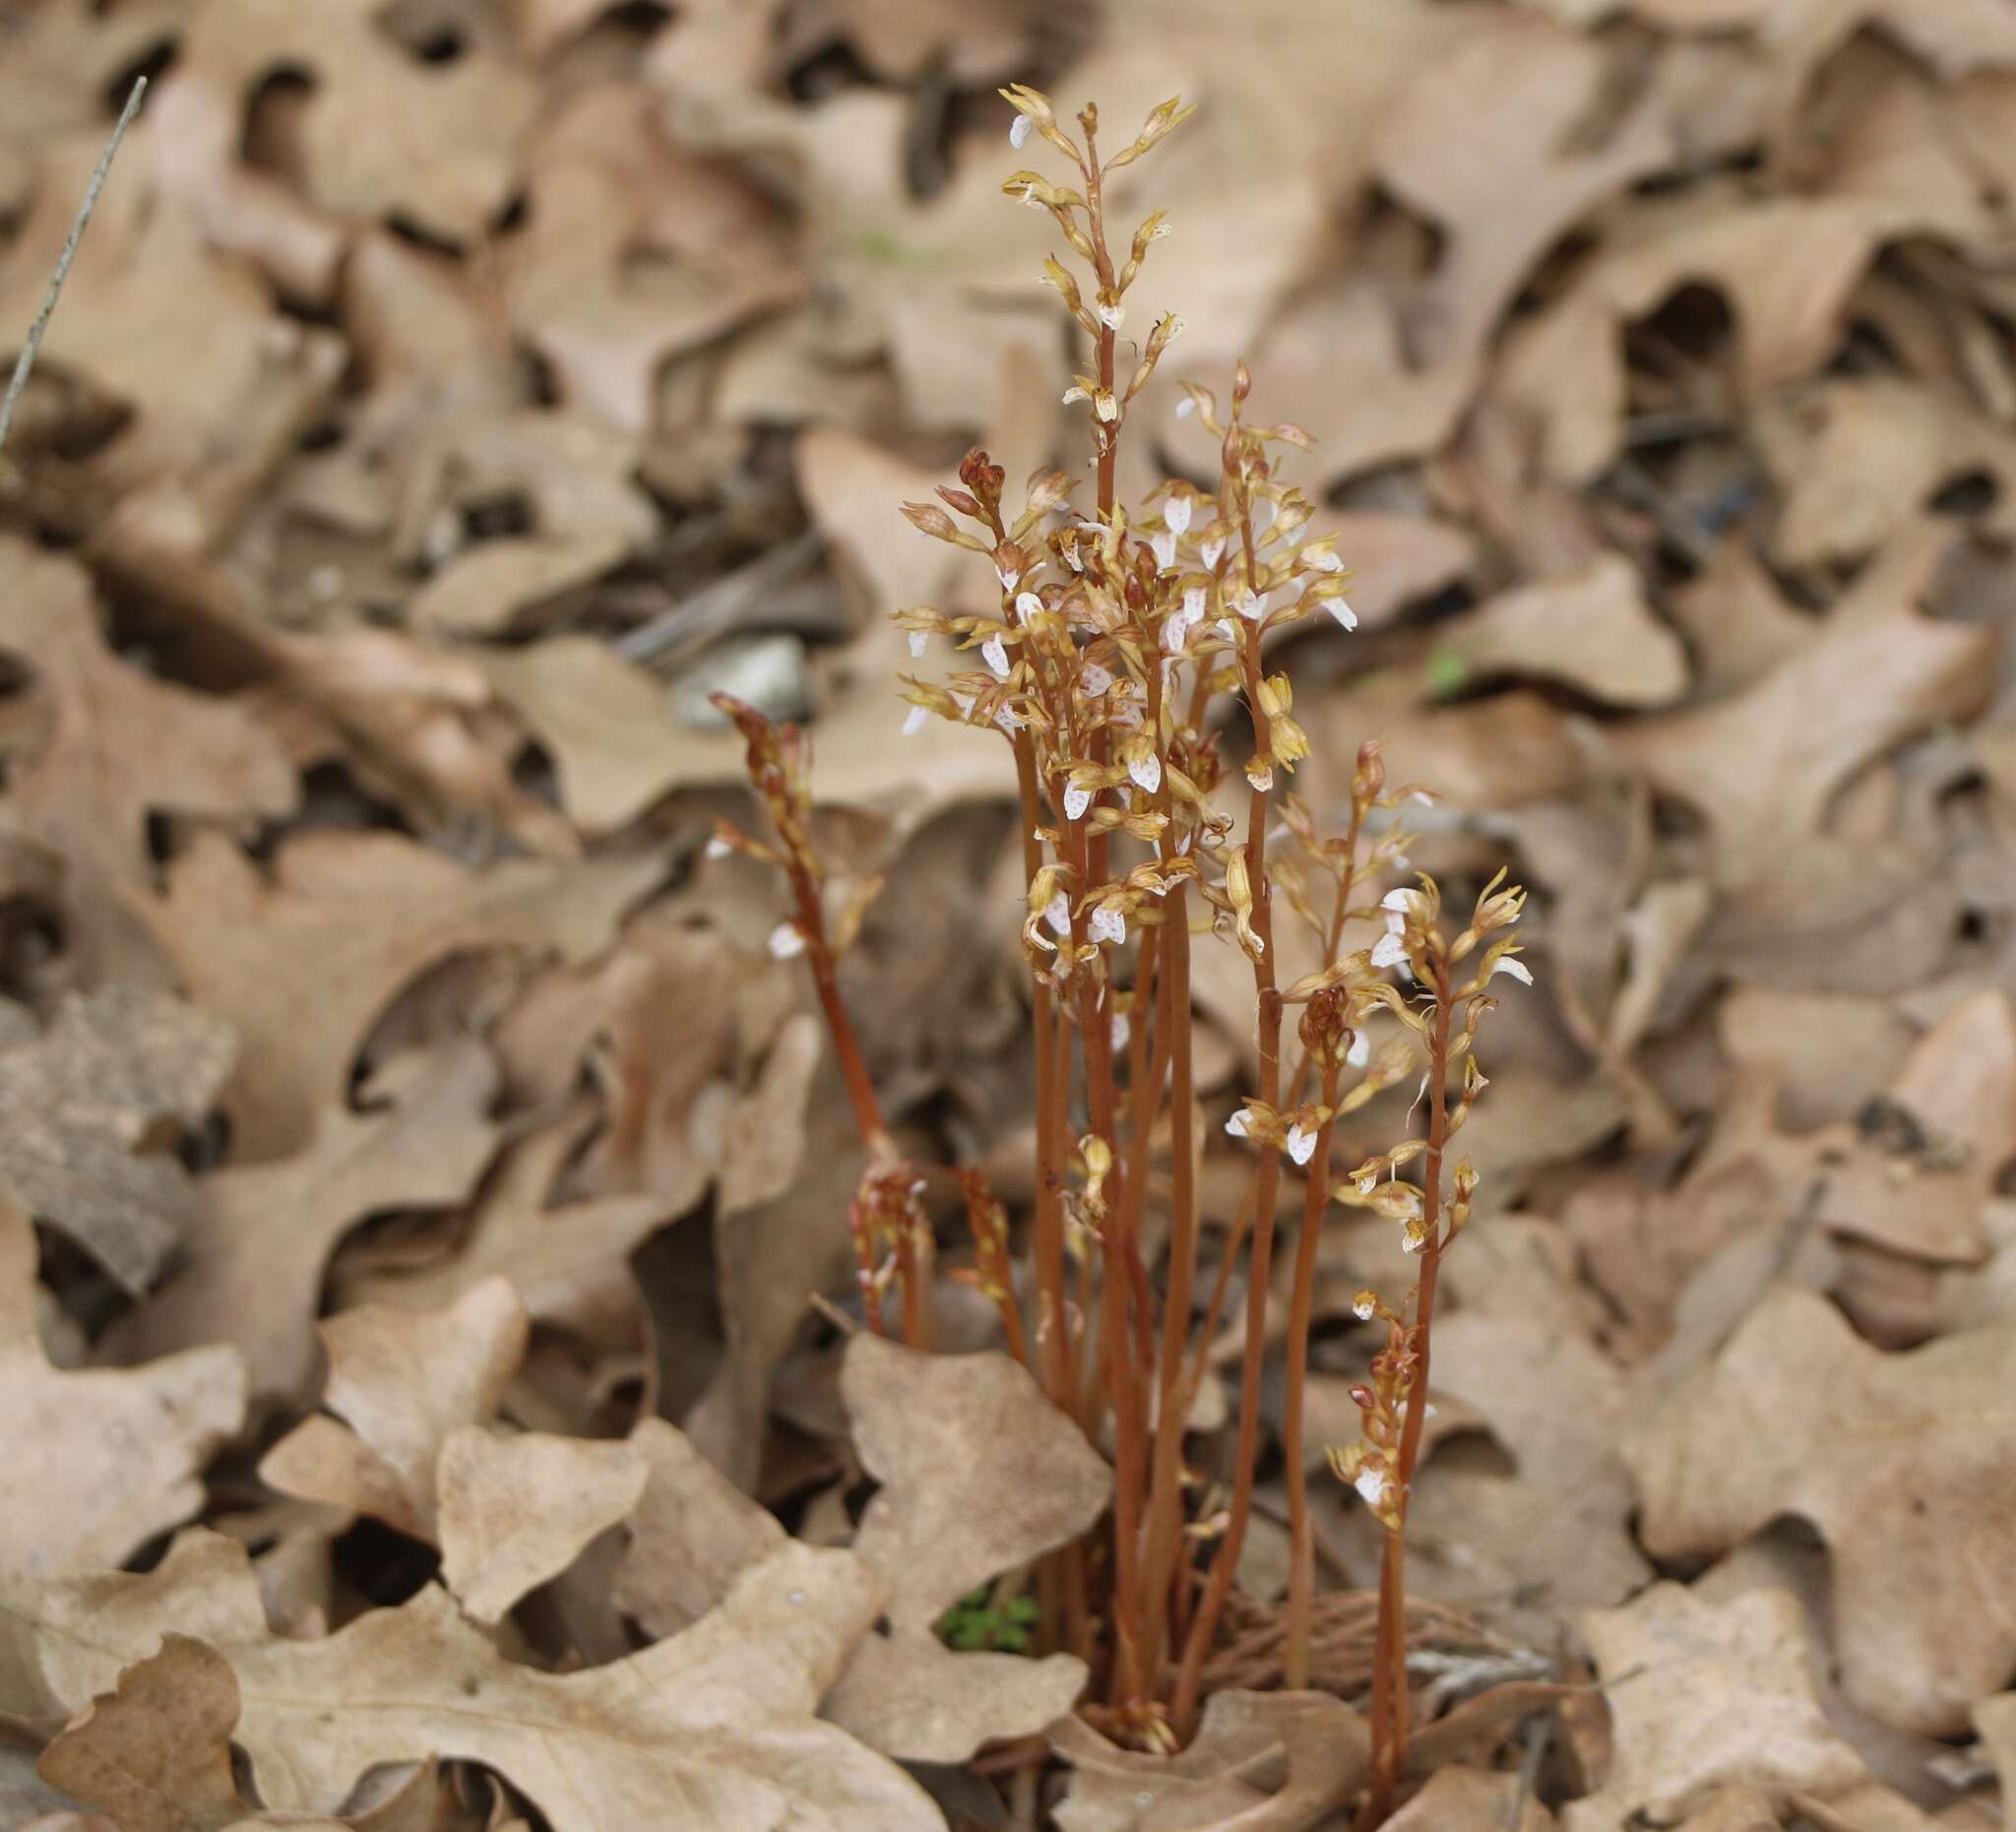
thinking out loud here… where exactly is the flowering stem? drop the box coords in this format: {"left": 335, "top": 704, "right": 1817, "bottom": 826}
{"left": 1283, "top": 1053, "right": 1342, "bottom": 1690}
{"left": 1170, "top": 467, "right": 1285, "bottom": 1739}
{"left": 1016, "top": 732, "right": 1072, "bottom": 1407}
{"left": 1359, "top": 983, "right": 1453, "bottom": 1827}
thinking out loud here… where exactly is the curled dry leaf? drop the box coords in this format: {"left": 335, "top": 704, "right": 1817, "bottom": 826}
{"left": 1563, "top": 1584, "right": 1863, "bottom": 1830}
{"left": 435, "top": 1426, "right": 649, "bottom": 1623}
{"left": 1050, "top": 1689, "right": 1369, "bottom": 1832}
{"left": 0, "top": 986, "right": 234, "bottom": 1295}
{"left": 1624, "top": 1287, "right": 2016, "bottom": 1734}
{"left": 613, "top": 1417, "right": 787, "bottom": 1637}
{"left": 260, "top": 1278, "right": 530, "bottom": 1542}
{"left": 112, "top": 1042, "right": 502, "bottom": 1407}
{"left": 0, "top": 1201, "right": 244, "bottom": 1706}
{"left": 823, "top": 1333, "right": 1112, "bottom": 1762}
{"left": 32, "top": 1531, "right": 942, "bottom": 1832}
{"left": 145, "top": 831, "right": 661, "bottom": 1159}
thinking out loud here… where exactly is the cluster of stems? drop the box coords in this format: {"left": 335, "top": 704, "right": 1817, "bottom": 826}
{"left": 716, "top": 88, "right": 1528, "bottom": 1821}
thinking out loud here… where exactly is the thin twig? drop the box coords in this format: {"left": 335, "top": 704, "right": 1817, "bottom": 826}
{"left": 0, "top": 76, "right": 148, "bottom": 457}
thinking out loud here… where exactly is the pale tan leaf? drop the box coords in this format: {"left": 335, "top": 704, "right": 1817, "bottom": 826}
{"left": 0, "top": 1199, "right": 245, "bottom": 1616}
{"left": 436, "top": 1427, "right": 648, "bottom": 1623}
{"left": 111, "top": 1042, "right": 501, "bottom": 1406}
{"left": 1563, "top": 1584, "right": 1863, "bottom": 1829}
{"left": 36, "top": 1635, "right": 247, "bottom": 1832}
{"left": 613, "top": 1417, "right": 786, "bottom": 1638}
{"left": 1624, "top": 1288, "right": 2016, "bottom": 1733}
{"left": 145, "top": 831, "right": 660, "bottom": 1159}
{"left": 260, "top": 1279, "right": 530, "bottom": 1541}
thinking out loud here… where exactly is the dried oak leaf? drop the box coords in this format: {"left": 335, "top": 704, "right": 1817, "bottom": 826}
{"left": 112, "top": 1042, "right": 502, "bottom": 1406}
{"left": 503, "top": 85, "right": 802, "bottom": 432}
{"left": 1615, "top": 527, "right": 1993, "bottom": 901}
{"left": 1562, "top": 1584, "right": 1863, "bottom": 1831}
{"left": 145, "top": 831, "right": 661, "bottom": 1159}
{"left": 36, "top": 1633, "right": 249, "bottom": 1832}
{"left": 1755, "top": 381, "right": 2016, "bottom": 568}
{"left": 823, "top": 1333, "right": 1111, "bottom": 1763}
{"left": 435, "top": 1425, "right": 649, "bottom": 1623}
{"left": 331, "top": 1106, "right": 677, "bottom": 1340}
{"left": 260, "top": 1277, "right": 530, "bottom": 1542}
{"left": 1404, "top": 1309, "right": 1650, "bottom": 1619}
{"left": 1498, "top": 194, "right": 1897, "bottom": 485}
{"left": 1434, "top": 555, "right": 1688, "bottom": 709}
{"left": 32, "top": 1530, "right": 942, "bottom": 1832}
{"left": 0, "top": 540, "right": 298, "bottom": 980}
{"left": 614, "top": 1417, "right": 787, "bottom": 1637}
{"left": 0, "top": 1200, "right": 244, "bottom": 1680}
{"left": 1811, "top": 989, "right": 2015, "bottom": 1267}
{"left": 0, "top": 987, "right": 234, "bottom": 1295}
{"left": 1368, "top": 10, "right": 1770, "bottom": 369}
{"left": 174, "top": 0, "right": 539, "bottom": 248}
{"left": 1623, "top": 1287, "right": 2016, "bottom": 1734}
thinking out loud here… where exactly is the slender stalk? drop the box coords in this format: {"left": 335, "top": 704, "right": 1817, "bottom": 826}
{"left": 1016, "top": 732, "right": 1072, "bottom": 1406}
{"left": 0, "top": 77, "right": 147, "bottom": 456}
{"left": 1170, "top": 459, "right": 1286, "bottom": 1737}
{"left": 1358, "top": 985, "right": 1453, "bottom": 1827}
{"left": 1282, "top": 1052, "right": 1342, "bottom": 1688}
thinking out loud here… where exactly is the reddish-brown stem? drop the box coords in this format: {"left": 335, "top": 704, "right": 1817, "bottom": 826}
{"left": 1170, "top": 472, "right": 1286, "bottom": 1737}
{"left": 1282, "top": 1052, "right": 1343, "bottom": 1689}
{"left": 1015, "top": 732, "right": 1071, "bottom": 1407}
{"left": 1359, "top": 979, "right": 1453, "bottom": 1828}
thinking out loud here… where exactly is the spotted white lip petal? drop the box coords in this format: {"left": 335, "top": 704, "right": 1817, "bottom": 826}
{"left": 1151, "top": 530, "right": 1177, "bottom": 571}
{"left": 1045, "top": 890, "right": 1072, "bottom": 937}
{"left": 768, "top": 921, "right": 806, "bottom": 962}
{"left": 1225, "top": 1107, "right": 1251, "bottom": 1138}
{"left": 1129, "top": 753, "right": 1163, "bottom": 794}
{"left": 1200, "top": 536, "right": 1226, "bottom": 568}
{"left": 982, "top": 634, "right": 1010, "bottom": 678}
{"left": 1014, "top": 591, "right": 1042, "bottom": 620}
{"left": 1081, "top": 662, "right": 1113, "bottom": 696}
{"left": 1097, "top": 301, "right": 1125, "bottom": 330}
{"left": 1010, "top": 112, "right": 1032, "bottom": 149}
{"left": 1370, "top": 931, "right": 1408, "bottom": 969}
{"left": 1304, "top": 547, "right": 1343, "bottom": 573}
{"left": 995, "top": 561, "right": 1019, "bottom": 590}
{"left": 901, "top": 704, "right": 928, "bottom": 737}
{"left": 908, "top": 630, "right": 927, "bottom": 658}
{"left": 1166, "top": 494, "right": 1193, "bottom": 537}
{"left": 1347, "top": 1029, "right": 1370, "bottom": 1068}
{"left": 1286, "top": 1124, "right": 1316, "bottom": 1167}
{"left": 1354, "top": 1465, "right": 1385, "bottom": 1508}
{"left": 1063, "top": 783, "right": 1092, "bottom": 822}
{"left": 1380, "top": 888, "right": 1414, "bottom": 913}
{"left": 1492, "top": 956, "right": 1534, "bottom": 985}
{"left": 952, "top": 691, "right": 976, "bottom": 718}
{"left": 1326, "top": 598, "right": 1358, "bottom": 631}
{"left": 1090, "top": 904, "right": 1126, "bottom": 946}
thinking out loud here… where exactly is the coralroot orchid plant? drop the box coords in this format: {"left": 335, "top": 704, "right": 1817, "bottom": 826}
{"left": 713, "top": 87, "right": 1528, "bottom": 1823}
